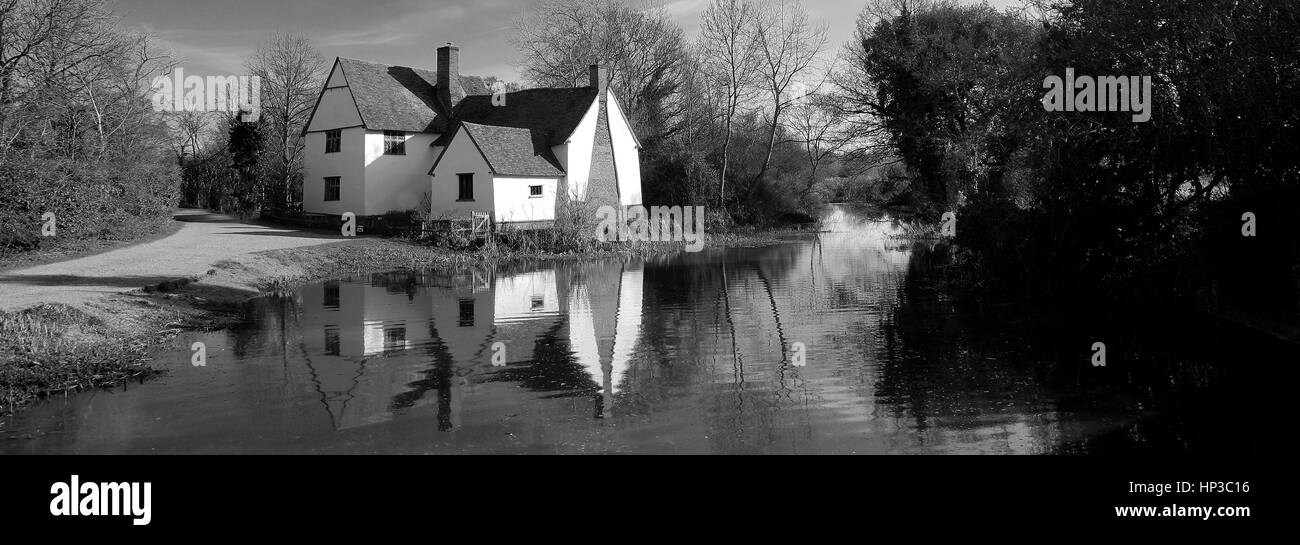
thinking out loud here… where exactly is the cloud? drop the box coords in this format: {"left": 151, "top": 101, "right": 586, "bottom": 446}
{"left": 661, "top": 0, "right": 709, "bottom": 18}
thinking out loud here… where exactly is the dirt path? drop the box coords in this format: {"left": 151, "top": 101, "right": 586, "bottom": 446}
{"left": 0, "top": 209, "right": 342, "bottom": 311}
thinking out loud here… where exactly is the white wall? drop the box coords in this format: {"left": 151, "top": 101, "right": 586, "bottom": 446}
{"left": 303, "top": 59, "right": 440, "bottom": 217}
{"left": 305, "top": 86, "right": 362, "bottom": 132}
{"left": 429, "top": 283, "right": 494, "bottom": 367}
{"left": 296, "top": 277, "right": 439, "bottom": 428}
{"left": 561, "top": 99, "right": 600, "bottom": 201}
{"left": 427, "top": 130, "right": 495, "bottom": 219}
{"left": 493, "top": 269, "right": 560, "bottom": 324}
{"left": 493, "top": 176, "right": 558, "bottom": 224}
{"left": 326, "top": 63, "right": 347, "bottom": 87}
{"left": 303, "top": 126, "right": 365, "bottom": 216}
{"left": 606, "top": 91, "right": 643, "bottom": 207}
{"left": 363, "top": 130, "right": 440, "bottom": 215}
{"left": 303, "top": 63, "right": 367, "bottom": 216}
{"left": 609, "top": 265, "right": 643, "bottom": 393}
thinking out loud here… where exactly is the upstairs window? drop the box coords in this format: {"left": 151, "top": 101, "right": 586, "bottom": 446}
{"left": 529, "top": 185, "right": 543, "bottom": 197}
{"left": 383, "top": 131, "right": 405, "bottom": 155}
{"left": 324, "top": 176, "right": 340, "bottom": 201}
{"left": 458, "top": 173, "right": 474, "bottom": 201}
{"left": 325, "top": 129, "right": 340, "bottom": 153}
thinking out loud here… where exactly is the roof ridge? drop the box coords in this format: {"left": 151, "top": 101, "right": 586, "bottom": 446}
{"left": 339, "top": 56, "right": 433, "bottom": 72}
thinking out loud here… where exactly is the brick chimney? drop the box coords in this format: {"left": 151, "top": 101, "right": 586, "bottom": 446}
{"left": 589, "top": 64, "right": 608, "bottom": 97}
{"left": 437, "top": 42, "right": 464, "bottom": 111}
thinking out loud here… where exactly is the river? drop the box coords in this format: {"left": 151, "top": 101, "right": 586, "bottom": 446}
{"left": 1, "top": 205, "right": 1281, "bottom": 454}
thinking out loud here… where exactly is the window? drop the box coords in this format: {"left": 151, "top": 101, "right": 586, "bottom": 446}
{"left": 531, "top": 296, "right": 545, "bottom": 310}
{"left": 323, "top": 327, "right": 340, "bottom": 356}
{"left": 383, "top": 326, "right": 407, "bottom": 349}
{"left": 324, "top": 177, "right": 340, "bottom": 201}
{"left": 383, "top": 131, "right": 405, "bottom": 155}
{"left": 325, "top": 129, "right": 340, "bottom": 153}
{"left": 457, "top": 173, "right": 474, "bottom": 201}
{"left": 529, "top": 185, "right": 543, "bottom": 197}
{"left": 323, "top": 281, "right": 340, "bottom": 309}
{"left": 458, "top": 299, "right": 475, "bottom": 327}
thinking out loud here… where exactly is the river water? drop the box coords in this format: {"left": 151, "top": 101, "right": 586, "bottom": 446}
{"left": 1, "top": 205, "right": 1281, "bottom": 454}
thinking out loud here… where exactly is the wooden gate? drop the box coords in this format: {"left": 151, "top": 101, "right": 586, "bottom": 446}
{"left": 422, "top": 211, "right": 492, "bottom": 241}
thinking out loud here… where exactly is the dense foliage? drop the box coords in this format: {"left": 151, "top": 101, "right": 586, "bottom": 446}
{"left": 840, "top": 0, "right": 1299, "bottom": 307}
{"left": 1, "top": 0, "right": 179, "bottom": 256}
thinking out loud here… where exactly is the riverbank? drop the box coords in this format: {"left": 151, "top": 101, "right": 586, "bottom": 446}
{"left": 0, "top": 230, "right": 794, "bottom": 419}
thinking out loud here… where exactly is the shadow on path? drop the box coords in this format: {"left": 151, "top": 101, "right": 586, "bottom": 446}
{"left": 173, "top": 211, "right": 244, "bottom": 223}
{"left": 219, "top": 229, "right": 344, "bottom": 239}
{"left": 0, "top": 273, "right": 185, "bottom": 288}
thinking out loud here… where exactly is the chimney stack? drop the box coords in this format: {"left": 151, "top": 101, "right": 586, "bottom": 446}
{"left": 589, "top": 64, "right": 608, "bottom": 97}
{"left": 437, "top": 42, "right": 464, "bottom": 111}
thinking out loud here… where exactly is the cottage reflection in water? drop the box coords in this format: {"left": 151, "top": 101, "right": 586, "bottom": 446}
{"left": 295, "top": 262, "right": 645, "bottom": 430}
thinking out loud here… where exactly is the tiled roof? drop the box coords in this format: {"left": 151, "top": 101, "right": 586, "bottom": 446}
{"left": 453, "top": 122, "right": 565, "bottom": 177}
{"left": 335, "top": 57, "right": 492, "bottom": 133}
{"left": 333, "top": 57, "right": 607, "bottom": 179}
{"left": 449, "top": 87, "right": 598, "bottom": 146}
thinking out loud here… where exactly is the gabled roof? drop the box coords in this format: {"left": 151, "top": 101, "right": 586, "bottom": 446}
{"left": 448, "top": 87, "right": 598, "bottom": 146}
{"left": 429, "top": 122, "right": 565, "bottom": 178}
{"left": 332, "top": 57, "right": 492, "bottom": 133}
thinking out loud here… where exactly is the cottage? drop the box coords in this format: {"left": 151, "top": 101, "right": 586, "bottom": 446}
{"left": 301, "top": 43, "right": 642, "bottom": 230}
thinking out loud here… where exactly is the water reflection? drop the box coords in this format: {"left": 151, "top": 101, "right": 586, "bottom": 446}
{"left": 1, "top": 204, "right": 1282, "bottom": 454}
{"left": 283, "top": 262, "right": 648, "bottom": 431}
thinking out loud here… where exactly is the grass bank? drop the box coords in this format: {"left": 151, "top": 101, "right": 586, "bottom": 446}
{"left": 0, "top": 296, "right": 238, "bottom": 420}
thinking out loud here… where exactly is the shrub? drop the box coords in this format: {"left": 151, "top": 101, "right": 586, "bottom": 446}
{"left": 0, "top": 156, "right": 180, "bottom": 255}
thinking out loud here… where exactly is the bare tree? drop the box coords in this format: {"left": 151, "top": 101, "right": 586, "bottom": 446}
{"left": 745, "top": 0, "right": 826, "bottom": 199}
{"left": 73, "top": 34, "right": 175, "bottom": 160}
{"left": 245, "top": 32, "right": 325, "bottom": 211}
{"left": 512, "top": 0, "right": 688, "bottom": 140}
{"left": 167, "top": 110, "right": 215, "bottom": 161}
{"left": 2, "top": 0, "right": 185, "bottom": 254}
{"left": 785, "top": 92, "right": 849, "bottom": 198}
{"left": 669, "top": 52, "right": 726, "bottom": 205}
{"left": 698, "top": 0, "right": 761, "bottom": 214}
{"left": 0, "top": 0, "right": 132, "bottom": 156}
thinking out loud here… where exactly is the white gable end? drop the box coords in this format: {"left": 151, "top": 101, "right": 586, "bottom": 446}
{"left": 428, "top": 129, "right": 495, "bottom": 218}
{"left": 562, "top": 98, "right": 601, "bottom": 200}
{"left": 605, "top": 90, "right": 642, "bottom": 206}
{"left": 326, "top": 63, "right": 347, "bottom": 88}
{"left": 306, "top": 62, "right": 363, "bottom": 132}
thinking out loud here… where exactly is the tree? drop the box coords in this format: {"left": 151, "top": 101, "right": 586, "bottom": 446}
{"left": 1, "top": 0, "right": 169, "bottom": 158}
{"left": 746, "top": 0, "right": 826, "bottom": 200}
{"left": 784, "top": 92, "right": 858, "bottom": 200}
{"left": 168, "top": 110, "right": 214, "bottom": 162}
{"left": 245, "top": 33, "right": 325, "bottom": 212}
{"left": 512, "top": 0, "right": 688, "bottom": 142}
{"left": 837, "top": 0, "right": 1038, "bottom": 214}
{"left": 1, "top": 0, "right": 181, "bottom": 255}
{"left": 699, "top": 0, "right": 762, "bottom": 215}
{"left": 226, "top": 113, "right": 264, "bottom": 217}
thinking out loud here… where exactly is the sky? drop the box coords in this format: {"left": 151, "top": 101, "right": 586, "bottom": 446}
{"left": 114, "top": 0, "right": 1021, "bottom": 83}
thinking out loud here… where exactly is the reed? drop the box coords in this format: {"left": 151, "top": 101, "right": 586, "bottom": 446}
{"left": 0, "top": 304, "right": 160, "bottom": 419}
